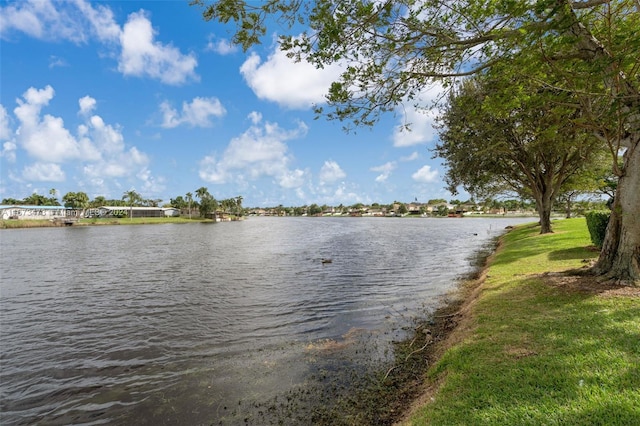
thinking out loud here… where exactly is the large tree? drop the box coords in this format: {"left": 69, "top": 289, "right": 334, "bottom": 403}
{"left": 192, "top": 0, "right": 639, "bottom": 282}
{"left": 195, "top": 187, "right": 217, "bottom": 218}
{"left": 90, "top": 195, "right": 107, "bottom": 208}
{"left": 435, "top": 68, "right": 604, "bottom": 233}
{"left": 62, "top": 192, "right": 89, "bottom": 216}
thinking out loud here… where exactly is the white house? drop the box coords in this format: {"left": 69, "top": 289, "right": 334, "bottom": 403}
{"left": 86, "top": 206, "right": 180, "bottom": 218}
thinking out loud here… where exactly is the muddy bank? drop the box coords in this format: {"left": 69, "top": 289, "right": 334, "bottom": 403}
{"left": 235, "top": 238, "right": 501, "bottom": 426}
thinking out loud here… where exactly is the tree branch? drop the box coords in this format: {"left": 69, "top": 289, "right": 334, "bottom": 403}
{"left": 570, "top": 0, "right": 611, "bottom": 10}
{"left": 406, "top": 58, "right": 501, "bottom": 78}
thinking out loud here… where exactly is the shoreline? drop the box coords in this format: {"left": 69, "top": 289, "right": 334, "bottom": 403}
{"left": 389, "top": 234, "right": 503, "bottom": 424}
{"left": 290, "top": 234, "right": 505, "bottom": 425}
{"left": 379, "top": 235, "right": 502, "bottom": 425}
{"left": 0, "top": 215, "right": 538, "bottom": 230}
{"left": 396, "top": 218, "right": 639, "bottom": 425}
{"left": 0, "top": 217, "right": 216, "bottom": 228}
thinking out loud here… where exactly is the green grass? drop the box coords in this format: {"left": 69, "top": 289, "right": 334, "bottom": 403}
{"left": 0, "top": 219, "right": 55, "bottom": 228}
{"left": 405, "top": 218, "right": 640, "bottom": 425}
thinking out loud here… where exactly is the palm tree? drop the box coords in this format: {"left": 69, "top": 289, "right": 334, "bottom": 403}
{"left": 48, "top": 188, "right": 59, "bottom": 205}
{"left": 235, "top": 195, "right": 243, "bottom": 216}
{"left": 186, "top": 192, "right": 193, "bottom": 219}
{"left": 122, "top": 189, "right": 141, "bottom": 219}
{"left": 91, "top": 195, "right": 106, "bottom": 208}
{"left": 195, "top": 187, "right": 216, "bottom": 219}
{"left": 195, "top": 187, "right": 209, "bottom": 200}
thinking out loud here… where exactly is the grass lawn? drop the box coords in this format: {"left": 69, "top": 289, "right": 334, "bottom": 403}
{"left": 403, "top": 218, "right": 640, "bottom": 425}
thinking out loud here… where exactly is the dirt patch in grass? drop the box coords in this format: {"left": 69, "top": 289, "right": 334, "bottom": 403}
{"left": 539, "top": 271, "right": 640, "bottom": 297}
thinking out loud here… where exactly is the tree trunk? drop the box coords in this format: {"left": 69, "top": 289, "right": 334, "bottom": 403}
{"left": 534, "top": 190, "right": 554, "bottom": 234}
{"left": 592, "top": 143, "right": 640, "bottom": 284}
{"left": 556, "top": 1, "right": 640, "bottom": 284}
{"left": 565, "top": 193, "right": 574, "bottom": 219}
{"left": 539, "top": 200, "right": 553, "bottom": 234}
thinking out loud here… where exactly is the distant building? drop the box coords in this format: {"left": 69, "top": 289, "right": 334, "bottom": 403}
{"left": 85, "top": 206, "right": 180, "bottom": 218}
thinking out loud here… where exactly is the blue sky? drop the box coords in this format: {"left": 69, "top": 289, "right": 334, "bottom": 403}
{"left": 0, "top": 0, "right": 457, "bottom": 207}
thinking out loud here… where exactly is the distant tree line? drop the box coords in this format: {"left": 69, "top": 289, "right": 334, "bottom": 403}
{"left": 1, "top": 188, "right": 243, "bottom": 219}
{"left": 244, "top": 197, "right": 609, "bottom": 218}
{"left": 4, "top": 187, "right": 611, "bottom": 220}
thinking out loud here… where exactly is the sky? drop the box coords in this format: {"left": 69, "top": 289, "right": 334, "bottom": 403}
{"left": 0, "top": 0, "right": 460, "bottom": 208}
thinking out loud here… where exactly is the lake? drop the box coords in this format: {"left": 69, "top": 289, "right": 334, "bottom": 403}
{"left": 0, "top": 216, "right": 533, "bottom": 425}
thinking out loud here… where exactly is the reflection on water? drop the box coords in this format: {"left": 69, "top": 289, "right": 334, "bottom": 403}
{"left": 0, "top": 217, "right": 532, "bottom": 424}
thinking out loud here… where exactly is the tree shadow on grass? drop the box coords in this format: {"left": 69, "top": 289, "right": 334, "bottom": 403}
{"left": 548, "top": 246, "right": 598, "bottom": 261}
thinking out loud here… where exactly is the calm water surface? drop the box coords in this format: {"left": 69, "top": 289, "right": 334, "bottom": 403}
{"left": 1, "top": 217, "right": 533, "bottom": 425}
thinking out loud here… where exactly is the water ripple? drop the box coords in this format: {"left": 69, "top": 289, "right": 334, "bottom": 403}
{"left": 0, "top": 217, "right": 532, "bottom": 424}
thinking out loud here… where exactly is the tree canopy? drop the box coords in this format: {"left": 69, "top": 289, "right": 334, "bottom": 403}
{"left": 62, "top": 192, "right": 89, "bottom": 211}
{"left": 435, "top": 64, "right": 604, "bottom": 233}
{"left": 195, "top": 187, "right": 217, "bottom": 218}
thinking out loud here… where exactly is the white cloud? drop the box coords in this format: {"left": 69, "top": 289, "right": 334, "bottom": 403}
{"left": 278, "top": 169, "right": 306, "bottom": 188}
{"left": 78, "top": 95, "right": 97, "bottom": 115}
{"left": 240, "top": 43, "right": 342, "bottom": 109}
{"left": 0, "top": 0, "right": 85, "bottom": 43}
{"left": 14, "top": 86, "right": 83, "bottom": 162}
{"left": 137, "top": 167, "right": 166, "bottom": 193}
{"left": 400, "top": 151, "right": 419, "bottom": 161}
{"left": 10, "top": 85, "right": 157, "bottom": 192}
{"left": 319, "top": 160, "right": 346, "bottom": 184}
{"left": 1, "top": 141, "right": 17, "bottom": 163}
{"left": 22, "top": 162, "right": 66, "bottom": 182}
{"left": 0, "top": 105, "right": 11, "bottom": 140}
{"left": 199, "top": 113, "right": 308, "bottom": 187}
{"left": 371, "top": 161, "right": 397, "bottom": 183}
{"left": 118, "top": 11, "right": 198, "bottom": 85}
{"left": 309, "top": 181, "right": 366, "bottom": 206}
{"left": 86, "top": 115, "right": 124, "bottom": 156}
{"left": 160, "top": 97, "right": 226, "bottom": 128}
{"left": 1, "top": 1, "right": 198, "bottom": 86}
{"left": 392, "top": 84, "right": 443, "bottom": 147}
{"left": 82, "top": 146, "right": 149, "bottom": 179}
{"left": 0, "top": 0, "right": 118, "bottom": 43}
{"left": 248, "top": 111, "right": 262, "bottom": 125}
{"left": 1, "top": 105, "right": 16, "bottom": 162}
{"left": 205, "top": 34, "right": 237, "bottom": 55}
{"left": 72, "top": 0, "right": 121, "bottom": 43}
{"left": 48, "top": 55, "right": 68, "bottom": 69}
{"left": 412, "top": 165, "right": 439, "bottom": 183}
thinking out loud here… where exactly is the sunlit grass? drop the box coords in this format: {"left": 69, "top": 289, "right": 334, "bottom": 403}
{"left": 405, "top": 218, "right": 640, "bottom": 425}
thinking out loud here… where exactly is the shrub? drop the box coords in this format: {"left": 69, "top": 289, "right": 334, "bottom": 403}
{"left": 585, "top": 211, "right": 610, "bottom": 248}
